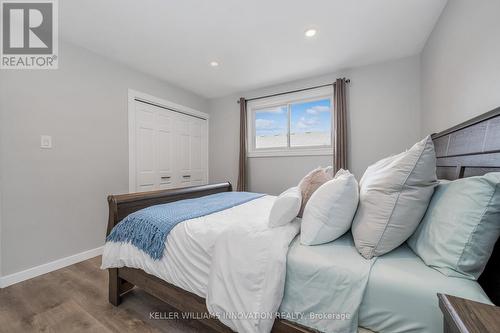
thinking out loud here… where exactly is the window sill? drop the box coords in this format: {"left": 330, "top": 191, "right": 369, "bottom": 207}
{"left": 248, "top": 149, "right": 333, "bottom": 158}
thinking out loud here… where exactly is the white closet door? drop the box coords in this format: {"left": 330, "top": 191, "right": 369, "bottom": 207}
{"left": 133, "top": 100, "right": 207, "bottom": 192}
{"left": 176, "top": 113, "right": 192, "bottom": 186}
{"left": 135, "top": 103, "right": 158, "bottom": 192}
{"left": 189, "top": 118, "right": 207, "bottom": 186}
{"left": 174, "top": 113, "right": 208, "bottom": 187}
{"left": 157, "top": 109, "right": 175, "bottom": 190}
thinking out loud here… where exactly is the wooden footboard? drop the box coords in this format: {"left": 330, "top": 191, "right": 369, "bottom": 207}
{"left": 105, "top": 182, "right": 232, "bottom": 305}
{"left": 106, "top": 182, "right": 233, "bottom": 235}
{"left": 104, "top": 181, "right": 313, "bottom": 333}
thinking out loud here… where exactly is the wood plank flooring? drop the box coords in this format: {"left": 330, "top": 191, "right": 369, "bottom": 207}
{"left": 0, "top": 256, "right": 374, "bottom": 333}
{"left": 0, "top": 256, "right": 213, "bottom": 333}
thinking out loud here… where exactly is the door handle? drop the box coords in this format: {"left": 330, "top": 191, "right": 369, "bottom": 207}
{"left": 160, "top": 176, "right": 171, "bottom": 183}
{"left": 182, "top": 175, "right": 191, "bottom": 178}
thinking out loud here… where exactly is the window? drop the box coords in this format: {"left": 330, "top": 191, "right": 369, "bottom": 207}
{"left": 247, "top": 86, "right": 333, "bottom": 157}
{"left": 255, "top": 105, "right": 288, "bottom": 149}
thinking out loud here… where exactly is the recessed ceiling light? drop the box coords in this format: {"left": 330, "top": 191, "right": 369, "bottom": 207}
{"left": 210, "top": 61, "right": 219, "bottom": 67}
{"left": 304, "top": 28, "right": 317, "bottom": 38}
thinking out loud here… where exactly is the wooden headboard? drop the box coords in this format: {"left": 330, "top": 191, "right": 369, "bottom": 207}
{"left": 431, "top": 106, "right": 500, "bottom": 305}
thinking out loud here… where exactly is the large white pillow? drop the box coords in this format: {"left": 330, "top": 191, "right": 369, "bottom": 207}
{"left": 268, "top": 187, "right": 302, "bottom": 228}
{"left": 351, "top": 136, "right": 438, "bottom": 259}
{"left": 301, "top": 169, "right": 359, "bottom": 245}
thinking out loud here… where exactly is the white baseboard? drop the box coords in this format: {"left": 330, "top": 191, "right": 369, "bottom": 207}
{"left": 0, "top": 246, "right": 103, "bottom": 288}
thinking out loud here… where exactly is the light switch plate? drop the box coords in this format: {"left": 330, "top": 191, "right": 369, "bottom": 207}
{"left": 40, "top": 135, "right": 52, "bottom": 149}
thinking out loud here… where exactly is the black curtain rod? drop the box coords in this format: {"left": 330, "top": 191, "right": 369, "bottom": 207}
{"left": 237, "top": 79, "right": 350, "bottom": 104}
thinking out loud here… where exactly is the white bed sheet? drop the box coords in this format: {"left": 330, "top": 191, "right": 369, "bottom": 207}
{"left": 102, "top": 195, "right": 492, "bottom": 333}
{"left": 278, "top": 236, "right": 492, "bottom": 333}
{"left": 279, "top": 233, "right": 376, "bottom": 333}
{"left": 102, "top": 195, "right": 276, "bottom": 299}
{"left": 358, "top": 243, "right": 492, "bottom": 333}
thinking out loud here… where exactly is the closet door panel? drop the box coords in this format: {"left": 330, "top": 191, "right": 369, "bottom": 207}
{"left": 137, "top": 125, "right": 156, "bottom": 191}
{"left": 190, "top": 121, "right": 202, "bottom": 136}
{"left": 157, "top": 110, "right": 174, "bottom": 189}
{"left": 189, "top": 119, "right": 204, "bottom": 185}
{"left": 190, "top": 136, "right": 202, "bottom": 170}
{"left": 199, "top": 120, "right": 208, "bottom": 184}
{"left": 136, "top": 105, "right": 157, "bottom": 192}
{"left": 176, "top": 115, "right": 192, "bottom": 186}
{"left": 178, "top": 134, "right": 190, "bottom": 171}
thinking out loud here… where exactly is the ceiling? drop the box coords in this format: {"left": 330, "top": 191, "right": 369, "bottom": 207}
{"left": 60, "top": 0, "right": 447, "bottom": 98}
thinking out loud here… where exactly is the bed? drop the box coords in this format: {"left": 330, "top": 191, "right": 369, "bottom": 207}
{"left": 103, "top": 107, "right": 500, "bottom": 333}
{"left": 280, "top": 235, "right": 490, "bottom": 332}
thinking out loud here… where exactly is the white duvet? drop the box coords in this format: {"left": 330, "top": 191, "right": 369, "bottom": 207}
{"left": 101, "top": 195, "right": 300, "bottom": 332}
{"left": 206, "top": 213, "right": 300, "bottom": 332}
{"left": 102, "top": 194, "right": 376, "bottom": 333}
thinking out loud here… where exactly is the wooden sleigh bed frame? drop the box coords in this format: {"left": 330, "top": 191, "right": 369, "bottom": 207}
{"left": 106, "top": 107, "right": 500, "bottom": 332}
{"left": 106, "top": 183, "right": 311, "bottom": 332}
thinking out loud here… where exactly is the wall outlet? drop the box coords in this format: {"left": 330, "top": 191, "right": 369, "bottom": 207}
{"left": 40, "top": 135, "right": 52, "bottom": 149}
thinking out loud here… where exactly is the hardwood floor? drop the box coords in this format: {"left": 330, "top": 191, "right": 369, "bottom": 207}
{"left": 0, "top": 257, "right": 375, "bottom": 333}
{"left": 0, "top": 256, "right": 214, "bottom": 333}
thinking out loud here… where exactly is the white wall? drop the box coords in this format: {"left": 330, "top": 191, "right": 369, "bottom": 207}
{"left": 421, "top": 0, "right": 500, "bottom": 135}
{"left": 0, "top": 41, "right": 207, "bottom": 276}
{"left": 208, "top": 55, "right": 421, "bottom": 194}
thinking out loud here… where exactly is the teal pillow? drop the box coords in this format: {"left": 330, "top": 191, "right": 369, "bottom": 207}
{"left": 408, "top": 173, "right": 500, "bottom": 280}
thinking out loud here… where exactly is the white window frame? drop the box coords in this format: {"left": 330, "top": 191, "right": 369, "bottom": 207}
{"left": 247, "top": 86, "right": 334, "bottom": 158}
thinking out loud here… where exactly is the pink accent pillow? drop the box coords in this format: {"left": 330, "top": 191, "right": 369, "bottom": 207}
{"left": 297, "top": 167, "right": 333, "bottom": 217}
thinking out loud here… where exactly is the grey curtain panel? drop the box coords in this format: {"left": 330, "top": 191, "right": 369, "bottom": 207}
{"left": 334, "top": 78, "right": 348, "bottom": 173}
{"left": 237, "top": 97, "right": 247, "bottom": 191}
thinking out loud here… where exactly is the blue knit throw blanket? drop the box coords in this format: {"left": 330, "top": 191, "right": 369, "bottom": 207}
{"left": 106, "top": 191, "right": 265, "bottom": 260}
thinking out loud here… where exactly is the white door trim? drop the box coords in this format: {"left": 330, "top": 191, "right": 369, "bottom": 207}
{"left": 128, "top": 89, "right": 209, "bottom": 193}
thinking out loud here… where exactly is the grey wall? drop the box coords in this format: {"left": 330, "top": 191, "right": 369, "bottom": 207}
{"left": 0, "top": 41, "right": 207, "bottom": 275}
{"left": 421, "top": 0, "right": 500, "bottom": 135}
{"left": 2, "top": 0, "right": 497, "bottom": 277}
{"left": 208, "top": 55, "right": 421, "bottom": 194}
{"left": 0, "top": 119, "right": 2, "bottom": 277}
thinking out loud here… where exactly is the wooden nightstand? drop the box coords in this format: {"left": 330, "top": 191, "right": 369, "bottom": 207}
{"left": 438, "top": 293, "right": 500, "bottom": 333}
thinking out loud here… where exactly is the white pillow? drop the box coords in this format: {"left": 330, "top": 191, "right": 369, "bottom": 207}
{"left": 351, "top": 136, "right": 438, "bottom": 259}
{"left": 300, "top": 169, "right": 359, "bottom": 245}
{"left": 268, "top": 187, "right": 302, "bottom": 228}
